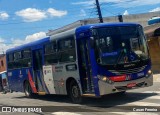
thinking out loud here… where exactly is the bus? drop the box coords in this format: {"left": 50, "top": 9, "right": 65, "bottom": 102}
{"left": 6, "top": 23, "right": 153, "bottom": 103}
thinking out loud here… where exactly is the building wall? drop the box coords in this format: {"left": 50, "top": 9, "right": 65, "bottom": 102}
{"left": 0, "top": 55, "right": 6, "bottom": 72}
{"left": 148, "top": 37, "right": 160, "bottom": 73}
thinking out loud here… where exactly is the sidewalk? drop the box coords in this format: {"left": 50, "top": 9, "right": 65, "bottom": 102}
{"left": 153, "top": 74, "right": 160, "bottom": 82}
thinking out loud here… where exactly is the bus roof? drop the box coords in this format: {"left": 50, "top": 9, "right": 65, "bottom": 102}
{"left": 6, "top": 37, "right": 50, "bottom": 53}
{"left": 76, "top": 22, "right": 141, "bottom": 32}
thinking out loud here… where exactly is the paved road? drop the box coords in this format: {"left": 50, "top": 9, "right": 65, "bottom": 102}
{"left": 0, "top": 75, "right": 159, "bottom": 115}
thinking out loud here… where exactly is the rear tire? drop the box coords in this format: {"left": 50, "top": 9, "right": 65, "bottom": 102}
{"left": 3, "top": 90, "right": 7, "bottom": 94}
{"left": 10, "top": 89, "right": 13, "bottom": 93}
{"left": 24, "top": 81, "right": 34, "bottom": 97}
{"left": 69, "top": 80, "right": 82, "bottom": 104}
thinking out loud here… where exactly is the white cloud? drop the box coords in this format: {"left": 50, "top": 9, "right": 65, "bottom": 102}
{"left": 15, "top": 8, "right": 68, "bottom": 22}
{"left": 15, "top": 8, "right": 46, "bottom": 22}
{"left": 12, "top": 32, "right": 47, "bottom": 45}
{"left": 47, "top": 8, "right": 67, "bottom": 17}
{"left": 25, "top": 32, "right": 46, "bottom": 43}
{"left": 123, "top": 10, "right": 129, "bottom": 15}
{"left": 0, "top": 32, "right": 47, "bottom": 54}
{"left": 149, "top": 7, "right": 160, "bottom": 12}
{"left": 79, "top": 9, "right": 87, "bottom": 17}
{"left": 0, "top": 38, "right": 5, "bottom": 43}
{"left": 0, "top": 12, "right": 9, "bottom": 20}
{"left": 0, "top": 38, "right": 13, "bottom": 54}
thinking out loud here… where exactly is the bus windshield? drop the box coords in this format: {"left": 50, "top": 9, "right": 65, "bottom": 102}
{"left": 92, "top": 26, "right": 149, "bottom": 65}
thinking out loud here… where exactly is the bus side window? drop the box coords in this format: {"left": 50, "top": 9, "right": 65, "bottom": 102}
{"left": 58, "top": 36, "right": 76, "bottom": 63}
{"left": 8, "top": 54, "right": 14, "bottom": 70}
{"left": 13, "top": 52, "right": 22, "bottom": 69}
{"left": 44, "top": 41, "right": 58, "bottom": 65}
{"left": 21, "top": 49, "right": 32, "bottom": 67}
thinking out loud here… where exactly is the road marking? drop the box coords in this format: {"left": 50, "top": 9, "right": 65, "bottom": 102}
{"left": 126, "top": 102, "right": 160, "bottom": 106}
{"left": 147, "top": 95, "right": 160, "bottom": 99}
{"left": 143, "top": 91, "right": 160, "bottom": 94}
{"left": 52, "top": 112, "right": 82, "bottom": 115}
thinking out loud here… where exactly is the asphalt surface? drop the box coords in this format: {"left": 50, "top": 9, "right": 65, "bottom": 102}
{"left": 0, "top": 74, "right": 159, "bottom": 115}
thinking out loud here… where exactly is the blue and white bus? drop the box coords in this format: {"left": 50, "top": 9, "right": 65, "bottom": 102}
{"left": 6, "top": 23, "right": 153, "bottom": 103}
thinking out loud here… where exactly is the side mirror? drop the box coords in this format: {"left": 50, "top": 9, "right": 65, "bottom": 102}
{"left": 90, "top": 37, "right": 95, "bottom": 48}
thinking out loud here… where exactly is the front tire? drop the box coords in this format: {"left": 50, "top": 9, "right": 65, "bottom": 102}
{"left": 69, "top": 80, "right": 82, "bottom": 103}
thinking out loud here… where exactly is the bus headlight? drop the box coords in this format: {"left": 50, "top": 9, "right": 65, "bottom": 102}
{"left": 146, "top": 70, "right": 152, "bottom": 78}
{"left": 97, "top": 75, "right": 114, "bottom": 84}
{"left": 148, "top": 70, "right": 152, "bottom": 74}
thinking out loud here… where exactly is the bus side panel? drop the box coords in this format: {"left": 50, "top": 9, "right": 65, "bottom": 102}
{"left": 20, "top": 67, "right": 34, "bottom": 92}
{"left": 7, "top": 67, "right": 34, "bottom": 92}
{"left": 8, "top": 69, "right": 21, "bottom": 92}
{"left": 43, "top": 62, "right": 80, "bottom": 95}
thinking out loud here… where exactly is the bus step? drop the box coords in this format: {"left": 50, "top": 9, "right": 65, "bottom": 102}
{"left": 82, "top": 94, "right": 96, "bottom": 97}
{"left": 37, "top": 92, "right": 46, "bottom": 95}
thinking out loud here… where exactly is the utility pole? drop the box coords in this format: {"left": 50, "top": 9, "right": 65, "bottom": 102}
{"left": 95, "top": 0, "right": 103, "bottom": 23}
{"left": 118, "top": 15, "right": 123, "bottom": 22}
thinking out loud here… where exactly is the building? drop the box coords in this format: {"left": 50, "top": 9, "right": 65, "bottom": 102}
{"left": 47, "top": 11, "right": 160, "bottom": 36}
{"left": 0, "top": 54, "right": 6, "bottom": 72}
{"left": 144, "top": 23, "right": 160, "bottom": 73}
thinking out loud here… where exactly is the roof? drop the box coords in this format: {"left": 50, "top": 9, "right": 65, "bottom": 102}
{"left": 144, "top": 23, "right": 160, "bottom": 38}
{"left": 0, "top": 71, "right": 6, "bottom": 74}
{"left": 0, "top": 54, "right": 5, "bottom": 57}
{"left": 6, "top": 37, "right": 50, "bottom": 53}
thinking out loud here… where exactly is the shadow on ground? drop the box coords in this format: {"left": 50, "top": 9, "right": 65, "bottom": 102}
{"left": 13, "top": 91, "right": 158, "bottom": 107}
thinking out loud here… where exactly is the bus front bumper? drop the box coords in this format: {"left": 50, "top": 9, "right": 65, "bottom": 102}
{"left": 98, "top": 74, "right": 153, "bottom": 96}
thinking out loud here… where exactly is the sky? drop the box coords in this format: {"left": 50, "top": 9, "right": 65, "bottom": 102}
{"left": 0, "top": 0, "right": 160, "bottom": 53}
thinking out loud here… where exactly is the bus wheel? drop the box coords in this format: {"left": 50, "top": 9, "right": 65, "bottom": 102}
{"left": 69, "top": 80, "right": 82, "bottom": 104}
{"left": 24, "top": 81, "right": 33, "bottom": 97}
{"left": 10, "top": 89, "right": 13, "bottom": 93}
{"left": 3, "top": 90, "right": 7, "bottom": 94}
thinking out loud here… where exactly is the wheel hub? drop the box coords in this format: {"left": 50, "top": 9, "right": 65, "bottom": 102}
{"left": 72, "top": 86, "right": 79, "bottom": 97}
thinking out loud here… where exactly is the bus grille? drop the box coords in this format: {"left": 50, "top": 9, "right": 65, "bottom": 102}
{"left": 108, "top": 65, "right": 147, "bottom": 75}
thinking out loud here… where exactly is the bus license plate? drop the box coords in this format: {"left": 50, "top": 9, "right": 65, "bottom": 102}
{"left": 127, "top": 83, "right": 136, "bottom": 88}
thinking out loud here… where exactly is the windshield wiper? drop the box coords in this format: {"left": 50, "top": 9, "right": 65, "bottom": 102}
{"left": 130, "top": 51, "right": 143, "bottom": 62}
{"left": 114, "top": 49, "right": 125, "bottom": 67}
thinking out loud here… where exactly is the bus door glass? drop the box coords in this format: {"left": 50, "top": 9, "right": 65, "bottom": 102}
{"left": 78, "top": 38, "right": 93, "bottom": 93}
{"left": 32, "top": 49, "right": 44, "bottom": 92}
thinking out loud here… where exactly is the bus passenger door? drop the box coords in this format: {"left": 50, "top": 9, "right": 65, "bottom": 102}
{"left": 78, "top": 39, "right": 94, "bottom": 93}
{"left": 32, "top": 49, "right": 45, "bottom": 92}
